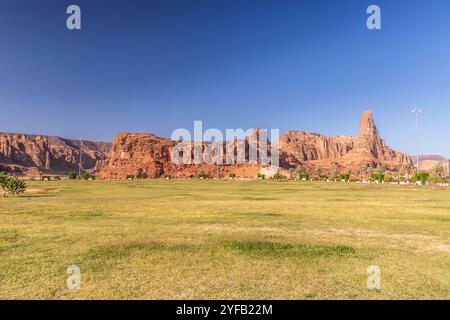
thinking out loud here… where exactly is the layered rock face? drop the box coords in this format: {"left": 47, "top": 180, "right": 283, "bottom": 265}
{"left": 98, "top": 132, "right": 266, "bottom": 179}
{"left": 99, "top": 133, "right": 176, "bottom": 179}
{"left": 0, "top": 133, "right": 111, "bottom": 175}
{"left": 1, "top": 110, "right": 410, "bottom": 178}
{"left": 100, "top": 110, "right": 413, "bottom": 179}
{"left": 280, "top": 110, "right": 412, "bottom": 172}
{"left": 279, "top": 132, "right": 355, "bottom": 166}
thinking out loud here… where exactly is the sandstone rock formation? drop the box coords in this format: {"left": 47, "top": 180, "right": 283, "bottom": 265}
{"left": 0, "top": 133, "right": 111, "bottom": 175}
{"left": 99, "top": 133, "right": 175, "bottom": 179}
{"left": 0, "top": 110, "right": 412, "bottom": 178}
{"left": 100, "top": 110, "right": 413, "bottom": 179}
{"left": 280, "top": 110, "right": 412, "bottom": 173}
{"left": 98, "top": 132, "right": 265, "bottom": 179}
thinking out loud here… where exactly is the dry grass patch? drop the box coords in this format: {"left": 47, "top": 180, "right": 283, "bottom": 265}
{"left": 0, "top": 180, "right": 449, "bottom": 299}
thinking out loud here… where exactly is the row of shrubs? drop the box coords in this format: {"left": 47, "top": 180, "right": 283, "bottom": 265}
{"left": 34, "top": 172, "right": 97, "bottom": 181}
{"left": 121, "top": 171, "right": 442, "bottom": 183}
{"left": 68, "top": 172, "right": 96, "bottom": 180}
{"left": 51, "top": 170, "right": 450, "bottom": 184}
{"left": 258, "top": 171, "right": 441, "bottom": 184}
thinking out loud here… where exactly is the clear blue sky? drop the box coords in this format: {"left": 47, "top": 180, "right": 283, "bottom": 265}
{"left": 0, "top": 0, "right": 449, "bottom": 157}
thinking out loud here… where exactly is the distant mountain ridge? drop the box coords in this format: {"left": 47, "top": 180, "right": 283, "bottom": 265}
{"left": 413, "top": 155, "right": 448, "bottom": 163}
{"left": 0, "top": 132, "right": 111, "bottom": 175}
{"left": 412, "top": 155, "right": 449, "bottom": 176}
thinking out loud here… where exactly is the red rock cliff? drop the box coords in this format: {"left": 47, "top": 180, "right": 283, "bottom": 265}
{"left": 100, "top": 110, "right": 413, "bottom": 179}
{"left": 279, "top": 110, "right": 412, "bottom": 171}
{"left": 0, "top": 133, "right": 111, "bottom": 175}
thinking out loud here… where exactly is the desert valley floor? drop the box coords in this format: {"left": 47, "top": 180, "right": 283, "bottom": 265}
{"left": 1, "top": 180, "right": 450, "bottom": 299}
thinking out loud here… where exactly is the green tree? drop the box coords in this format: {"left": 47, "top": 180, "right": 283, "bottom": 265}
{"left": 136, "top": 170, "right": 148, "bottom": 179}
{"left": 1, "top": 174, "right": 27, "bottom": 197}
{"left": 0, "top": 172, "right": 7, "bottom": 186}
{"left": 357, "top": 166, "right": 368, "bottom": 182}
{"left": 402, "top": 163, "right": 413, "bottom": 181}
{"left": 371, "top": 172, "right": 385, "bottom": 182}
{"left": 288, "top": 168, "right": 295, "bottom": 180}
{"left": 81, "top": 173, "right": 90, "bottom": 180}
{"left": 315, "top": 167, "right": 323, "bottom": 180}
{"left": 414, "top": 172, "right": 429, "bottom": 185}
{"left": 273, "top": 171, "right": 286, "bottom": 181}
{"left": 339, "top": 173, "right": 350, "bottom": 182}
{"left": 305, "top": 168, "right": 312, "bottom": 181}
{"left": 198, "top": 171, "right": 208, "bottom": 179}
{"left": 431, "top": 164, "right": 446, "bottom": 182}
{"left": 68, "top": 172, "right": 77, "bottom": 180}
{"left": 333, "top": 167, "right": 340, "bottom": 181}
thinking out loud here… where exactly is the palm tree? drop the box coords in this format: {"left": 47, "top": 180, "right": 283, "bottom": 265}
{"left": 305, "top": 167, "right": 312, "bottom": 181}
{"left": 288, "top": 168, "right": 295, "bottom": 180}
{"left": 431, "top": 164, "right": 446, "bottom": 181}
{"left": 357, "top": 166, "right": 367, "bottom": 182}
{"left": 316, "top": 167, "right": 323, "bottom": 180}
{"left": 333, "top": 167, "right": 340, "bottom": 181}
{"left": 403, "top": 163, "right": 413, "bottom": 181}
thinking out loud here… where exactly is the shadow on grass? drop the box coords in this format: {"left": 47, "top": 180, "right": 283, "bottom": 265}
{"left": 47, "top": 210, "right": 113, "bottom": 221}
{"left": 0, "top": 229, "right": 22, "bottom": 243}
{"left": 19, "top": 193, "right": 60, "bottom": 199}
{"left": 80, "top": 242, "right": 195, "bottom": 272}
{"left": 221, "top": 240, "right": 356, "bottom": 259}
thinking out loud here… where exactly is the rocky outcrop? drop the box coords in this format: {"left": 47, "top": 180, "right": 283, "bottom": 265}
{"left": 280, "top": 110, "right": 413, "bottom": 172}
{"left": 100, "top": 110, "right": 413, "bottom": 179}
{"left": 1, "top": 110, "right": 412, "bottom": 178}
{"left": 0, "top": 133, "right": 111, "bottom": 175}
{"left": 98, "top": 133, "right": 266, "bottom": 179}
{"left": 99, "top": 133, "right": 176, "bottom": 179}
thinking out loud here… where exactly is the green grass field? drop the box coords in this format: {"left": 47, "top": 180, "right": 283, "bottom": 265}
{"left": 1, "top": 180, "right": 449, "bottom": 299}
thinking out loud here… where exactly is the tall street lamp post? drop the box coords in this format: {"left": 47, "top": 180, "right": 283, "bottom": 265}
{"left": 411, "top": 108, "right": 422, "bottom": 172}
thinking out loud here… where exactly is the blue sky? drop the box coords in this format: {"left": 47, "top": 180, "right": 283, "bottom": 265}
{"left": 0, "top": 0, "right": 449, "bottom": 157}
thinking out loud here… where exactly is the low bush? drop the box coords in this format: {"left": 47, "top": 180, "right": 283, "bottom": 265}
{"left": 371, "top": 172, "right": 385, "bottom": 182}
{"left": 414, "top": 172, "right": 429, "bottom": 184}
{"left": 273, "top": 171, "right": 287, "bottom": 181}
{"left": 68, "top": 172, "right": 77, "bottom": 180}
{"left": 198, "top": 171, "right": 208, "bottom": 179}
{"left": 0, "top": 172, "right": 27, "bottom": 196}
